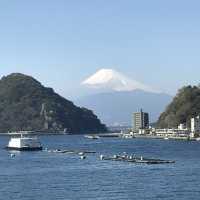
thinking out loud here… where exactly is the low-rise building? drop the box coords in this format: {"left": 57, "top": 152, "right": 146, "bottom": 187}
{"left": 178, "top": 123, "right": 186, "bottom": 130}
{"left": 155, "top": 128, "right": 189, "bottom": 137}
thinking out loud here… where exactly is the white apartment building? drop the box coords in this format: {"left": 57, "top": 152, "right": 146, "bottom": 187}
{"left": 191, "top": 116, "right": 200, "bottom": 132}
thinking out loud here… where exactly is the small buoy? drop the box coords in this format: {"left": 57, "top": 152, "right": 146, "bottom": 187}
{"left": 113, "top": 155, "right": 117, "bottom": 159}
{"left": 80, "top": 155, "right": 86, "bottom": 160}
{"left": 100, "top": 155, "right": 104, "bottom": 160}
{"left": 10, "top": 153, "right": 15, "bottom": 158}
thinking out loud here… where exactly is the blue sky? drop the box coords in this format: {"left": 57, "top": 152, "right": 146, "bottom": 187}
{"left": 0, "top": 0, "right": 200, "bottom": 98}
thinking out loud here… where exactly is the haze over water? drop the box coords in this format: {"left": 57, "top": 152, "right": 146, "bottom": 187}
{"left": 1, "top": 135, "right": 200, "bottom": 200}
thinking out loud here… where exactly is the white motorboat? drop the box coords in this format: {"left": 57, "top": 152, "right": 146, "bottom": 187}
{"left": 121, "top": 134, "right": 135, "bottom": 139}
{"left": 195, "top": 137, "right": 200, "bottom": 141}
{"left": 6, "top": 134, "right": 43, "bottom": 151}
{"left": 84, "top": 135, "right": 100, "bottom": 139}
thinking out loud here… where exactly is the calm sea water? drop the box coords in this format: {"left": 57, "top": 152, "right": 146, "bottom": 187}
{"left": 0, "top": 135, "right": 200, "bottom": 200}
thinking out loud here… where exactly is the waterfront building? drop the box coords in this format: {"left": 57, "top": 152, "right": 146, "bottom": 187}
{"left": 191, "top": 116, "right": 200, "bottom": 137}
{"left": 155, "top": 128, "right": 189, "bottom": 138}
{"left": 178, "top": 123, "right": 186, "bottom": 130}
{"left": 133, "top": 109, "right": 149, "bottom": 132}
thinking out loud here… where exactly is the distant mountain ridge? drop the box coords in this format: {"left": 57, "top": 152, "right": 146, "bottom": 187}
{"left": 77, "top": 68, "right": 171, "bottom": 126}
{"left": 0, "top": 73, "right": 106, "bottom": 133}
{"left": 75, "top": 90, "right": 172, "bottom": 126}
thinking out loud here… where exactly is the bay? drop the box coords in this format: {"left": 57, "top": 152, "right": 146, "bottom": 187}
{"left": 0, "top": 135, "right": 200, "bottom": 200}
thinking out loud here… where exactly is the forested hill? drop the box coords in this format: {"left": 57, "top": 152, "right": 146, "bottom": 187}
{"left": 157, "top": 85, "right": 200, "bottom": 128}
{"left": 0, "top": 73, "right": 106, "bottom": 133}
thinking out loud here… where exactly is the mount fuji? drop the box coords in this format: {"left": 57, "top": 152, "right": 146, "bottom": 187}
{"left": 82, "top": 68, "right": 159, "bottom": 93}
{"left": 75, "top": 69, "right": 172, "bottom": 126}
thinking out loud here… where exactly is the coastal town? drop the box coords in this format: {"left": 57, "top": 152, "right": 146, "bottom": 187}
{"left": 121, "top": 109, "right": 200, "bottom": 141}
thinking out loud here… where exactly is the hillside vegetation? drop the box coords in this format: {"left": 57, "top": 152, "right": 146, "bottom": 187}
{"left": 0, "top": 73, "right": 106, "bottom": 133}
{"left": 157, "top": 85, "right": 200, "bottom": 128}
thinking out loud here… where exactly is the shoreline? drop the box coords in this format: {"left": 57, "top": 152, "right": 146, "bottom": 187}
{"left": 133, "top": 134, "right": 196, "bottom": 141}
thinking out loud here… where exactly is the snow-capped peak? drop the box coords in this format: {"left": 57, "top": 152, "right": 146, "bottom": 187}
{"left": 82, "top": 68, "right": 158, "bottom": 93}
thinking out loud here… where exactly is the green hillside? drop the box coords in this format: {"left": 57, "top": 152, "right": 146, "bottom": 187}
{"left": 0, "top": 73, "right": 106, "bottom": 133}
{"left": 157, "top": 85, "right": 200, "bottom": 128}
